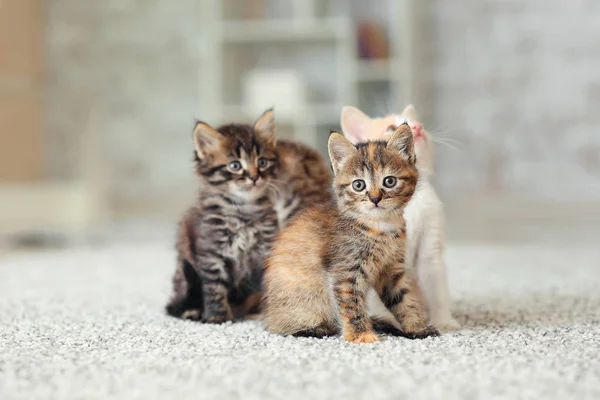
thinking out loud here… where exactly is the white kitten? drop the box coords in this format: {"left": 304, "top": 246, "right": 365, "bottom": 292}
{"left": 341, "top": 105, "right": 460, "bottom": 331}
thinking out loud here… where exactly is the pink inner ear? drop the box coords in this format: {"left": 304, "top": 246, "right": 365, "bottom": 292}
{"left": 341, "top": 107, "right": 372, "bottom": 144}
{"left": 343, "top": 129, "right": 366, "bottom": 144}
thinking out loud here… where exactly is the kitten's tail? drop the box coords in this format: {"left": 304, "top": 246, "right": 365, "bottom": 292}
{"left": 290, "top": 317, "right": 428, "bottom": 339}
{"left": 289, "top": 317, "right": 438, "bottom": 339}
{"left": 371, "top": 317, "right": 440, "bottom": 339}
{"left": 371, "top": 317, "right": 410, "bottom": 337}
{"left": 291, "top": 324, "right": 337, "bottom": 338}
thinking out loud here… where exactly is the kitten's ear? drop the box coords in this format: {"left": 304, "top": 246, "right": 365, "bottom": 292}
{"left": 340, "top": 106, "right": 371, "bottom": 144}
{"left": 193, "top": 121, "right": 224, "bottom": 159}
{"left": 328, "top": 131, "right": 357, "bottom": 175}
{"left": 402, "top": 104, "right": 418, "bottom": 121}
{"left": 387, "top": 123, "right": 416, "bottom": 165}
{"left": 253, "top": 108, "right": 277, "bottom": 146}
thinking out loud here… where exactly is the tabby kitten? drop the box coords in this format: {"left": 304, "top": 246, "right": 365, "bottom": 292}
{"left": 263, "top": 124, "right": 439, "bottom": 343}
{"left": 265, "top": 119, "right": 332, "bottom": 228}
{"left": 166, "top": 110, "right": 280, "bottom": 323}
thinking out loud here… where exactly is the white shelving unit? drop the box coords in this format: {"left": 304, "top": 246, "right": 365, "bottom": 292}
{"left": 198, "top": 0, "right": 416, "bottom": 154}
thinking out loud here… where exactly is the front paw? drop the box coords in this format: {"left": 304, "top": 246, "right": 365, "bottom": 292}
{"left": 202, "top": 308, "right": 233, "bottom": 324}
{"left": 181, "top": 309, "right": 202, "bottom": 321}
{"left": 431, "top": 317, "right": 460, "bottom": 332}
{"left": 404, "top": 325, "right": 439, "bottom": 340}
{"left": 401, "top": 317, "right": 428, "bottom": 336}
{"left": 202, "top": 314, "right": 233, "bottom": 324}
{"left": 345, "top": 330, "right": 380, "bottom": 344}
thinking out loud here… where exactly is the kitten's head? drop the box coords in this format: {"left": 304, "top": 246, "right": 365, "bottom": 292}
{"left": 192, "top": 109, "right": 278, "bottom": 201}
{"left": 341, "top": 105, "right": 434, "bottom": 176}
{"left": 328, "top": 124, "right": 418, "bottom": 223}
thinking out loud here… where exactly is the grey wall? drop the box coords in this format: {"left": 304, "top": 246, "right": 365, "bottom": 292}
{"left": 45, "top": 0, "right": 600, "bottom": 215}
{"left": 46, "top": 0, "right": 201, "bottom": 202}
{"left": 430, "top": 0, "right": 600, "bottom": 202}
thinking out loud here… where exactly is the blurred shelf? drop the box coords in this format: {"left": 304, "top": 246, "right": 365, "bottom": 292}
{"left": 313, "top": 102, "right": 342, "bottom": 126}
{"left": 220, "top": 102, "right": 341, "bottom": 125}
{"left": 199, "top": 0, "right": 416, "bottom": 150}
{"left": 0, "top": 182, "right": 107, "bottom": 234}
{"left": 355, "top": 59, "right": 397, "bottom": 82}
{"left": 220, "top": 17, "right": 350, "bottom": 42}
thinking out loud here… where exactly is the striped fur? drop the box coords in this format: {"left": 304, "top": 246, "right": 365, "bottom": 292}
{"left": 341, "top": 105, "right": 460, "bottom": 331}
{"left": 263, "top": 124, "right": 439, "bottom": 343}
{"left": 269, "top": 140, "right": 332, "bottom": 227}
{"left": 166, "top": 110, "right": 280, "bottom": 323}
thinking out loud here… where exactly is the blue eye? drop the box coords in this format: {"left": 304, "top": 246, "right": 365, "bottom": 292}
{"left": 229, "top": 161, "right": 242, "bottom": 171}
{"left": 257, "top": 158, "right": 268, "bottom": 168}
{"left": 352, "top": 180, "right": 366, "bottom": 192}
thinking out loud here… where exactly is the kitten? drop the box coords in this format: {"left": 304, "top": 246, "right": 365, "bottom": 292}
{"left": 165, "top": 110, "right": 280, "bottom": 323}
{"left": 263, "top": 124, "right": 439, "bottom": 343}
{"left": 341, "top": 105, "right": 460, "bottom": 331}
{"left": 269, "top": 134, "right": 332, "bottom": 229}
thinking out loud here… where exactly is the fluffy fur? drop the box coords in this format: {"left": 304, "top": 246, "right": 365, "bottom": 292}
{"left": 270, "top": 140, "right": 332, "bottom": 228}
{"left": 341, "top": 105, "right": 459, "bottom": 331}
{"left": 166, "top": 110, "right": 331, "bottom": 323}
{"left": 263, "top": 125, "right": 439, "bottom": 343}
{"left": 166, "top": 110, "right": 281, "bottom": 323}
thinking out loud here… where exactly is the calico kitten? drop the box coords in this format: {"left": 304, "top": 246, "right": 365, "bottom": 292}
{"left": 341, "top": 105, "right": 460, "bottom": 331}
{"left": 263, "top": 124, "right": 439, "bottom": 343}
{"left": 166, "top": 110, "right": 280, "bottom": 323}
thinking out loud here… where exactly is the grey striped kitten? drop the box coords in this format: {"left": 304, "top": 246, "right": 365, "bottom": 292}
{"left": 166, "top": 110, "right": 280, "bottom": 323}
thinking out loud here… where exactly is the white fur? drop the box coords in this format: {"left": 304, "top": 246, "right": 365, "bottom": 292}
{"left": 341, "top": 105, "right": 460, "bottom": 331}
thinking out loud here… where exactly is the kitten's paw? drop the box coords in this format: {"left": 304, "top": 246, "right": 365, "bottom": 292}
{"left": 202, "top": 309, "right": 233, "bottom": 324}
{"left": 401, "top": 319, "right": 428, "bottom": 336}
{"left": 345, "top": 331, "right": 380, "bottom": 344}
{"left": 431, "top": 317, "right": 460, "bottom": 332}
{"left": 399, "top": 326, "right": 440, "bottom": 340}
{"left": 402, "top": 320, "right": 440, "bottom": 339}
{"left": 202, "top": 314, "right": 233, "bottom": 324}
{"left": 202, "top": 304, "right": 234, "bottom": 324}
{"left": 407, "top": 326, "right": 440, "bottom": 339}
{"left": 181, "top": 309, "right": 201, "bottom": 321}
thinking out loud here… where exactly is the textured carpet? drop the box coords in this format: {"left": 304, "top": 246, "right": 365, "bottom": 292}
{"left": 1, "top": 241, "right": 599, "bottom": 400}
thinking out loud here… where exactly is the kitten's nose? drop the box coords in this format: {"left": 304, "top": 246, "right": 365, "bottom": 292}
{"left": 411, "top": 123, "right": 423, "bottom": 137}
{"left": 248, "top": 175, "right": 259, "bottom": 184}
{"left": 368, "top": 192, "right": 382, "bottom": 206}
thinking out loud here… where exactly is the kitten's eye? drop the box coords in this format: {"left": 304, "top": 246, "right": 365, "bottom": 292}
{"left": 352, "top": 180, "right": 366, "bottom": 192}
{"left": 228, "top": 161, "right": 242, "bottom": 172}
{"left": 383, "top": 176, "right": 397, "bottom": 188}
{"left": 386, "top": 125, "right": 397, "bottom": 134}
{"left": 257, "top": 157, "right": 269, "bottom": 168}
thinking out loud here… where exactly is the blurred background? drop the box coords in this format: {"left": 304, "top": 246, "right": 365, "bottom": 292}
{"left": 2, "top": 0, "right": 599, "bottom": 249}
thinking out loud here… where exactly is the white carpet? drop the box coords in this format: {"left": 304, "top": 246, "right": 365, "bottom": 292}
{"left": 1, "top": 241, "right": 599, "bottom": 400}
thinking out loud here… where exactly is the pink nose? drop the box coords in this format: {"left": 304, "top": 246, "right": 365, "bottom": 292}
{"left": 411, "top": 123, "right": 423, "bottom": 137}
